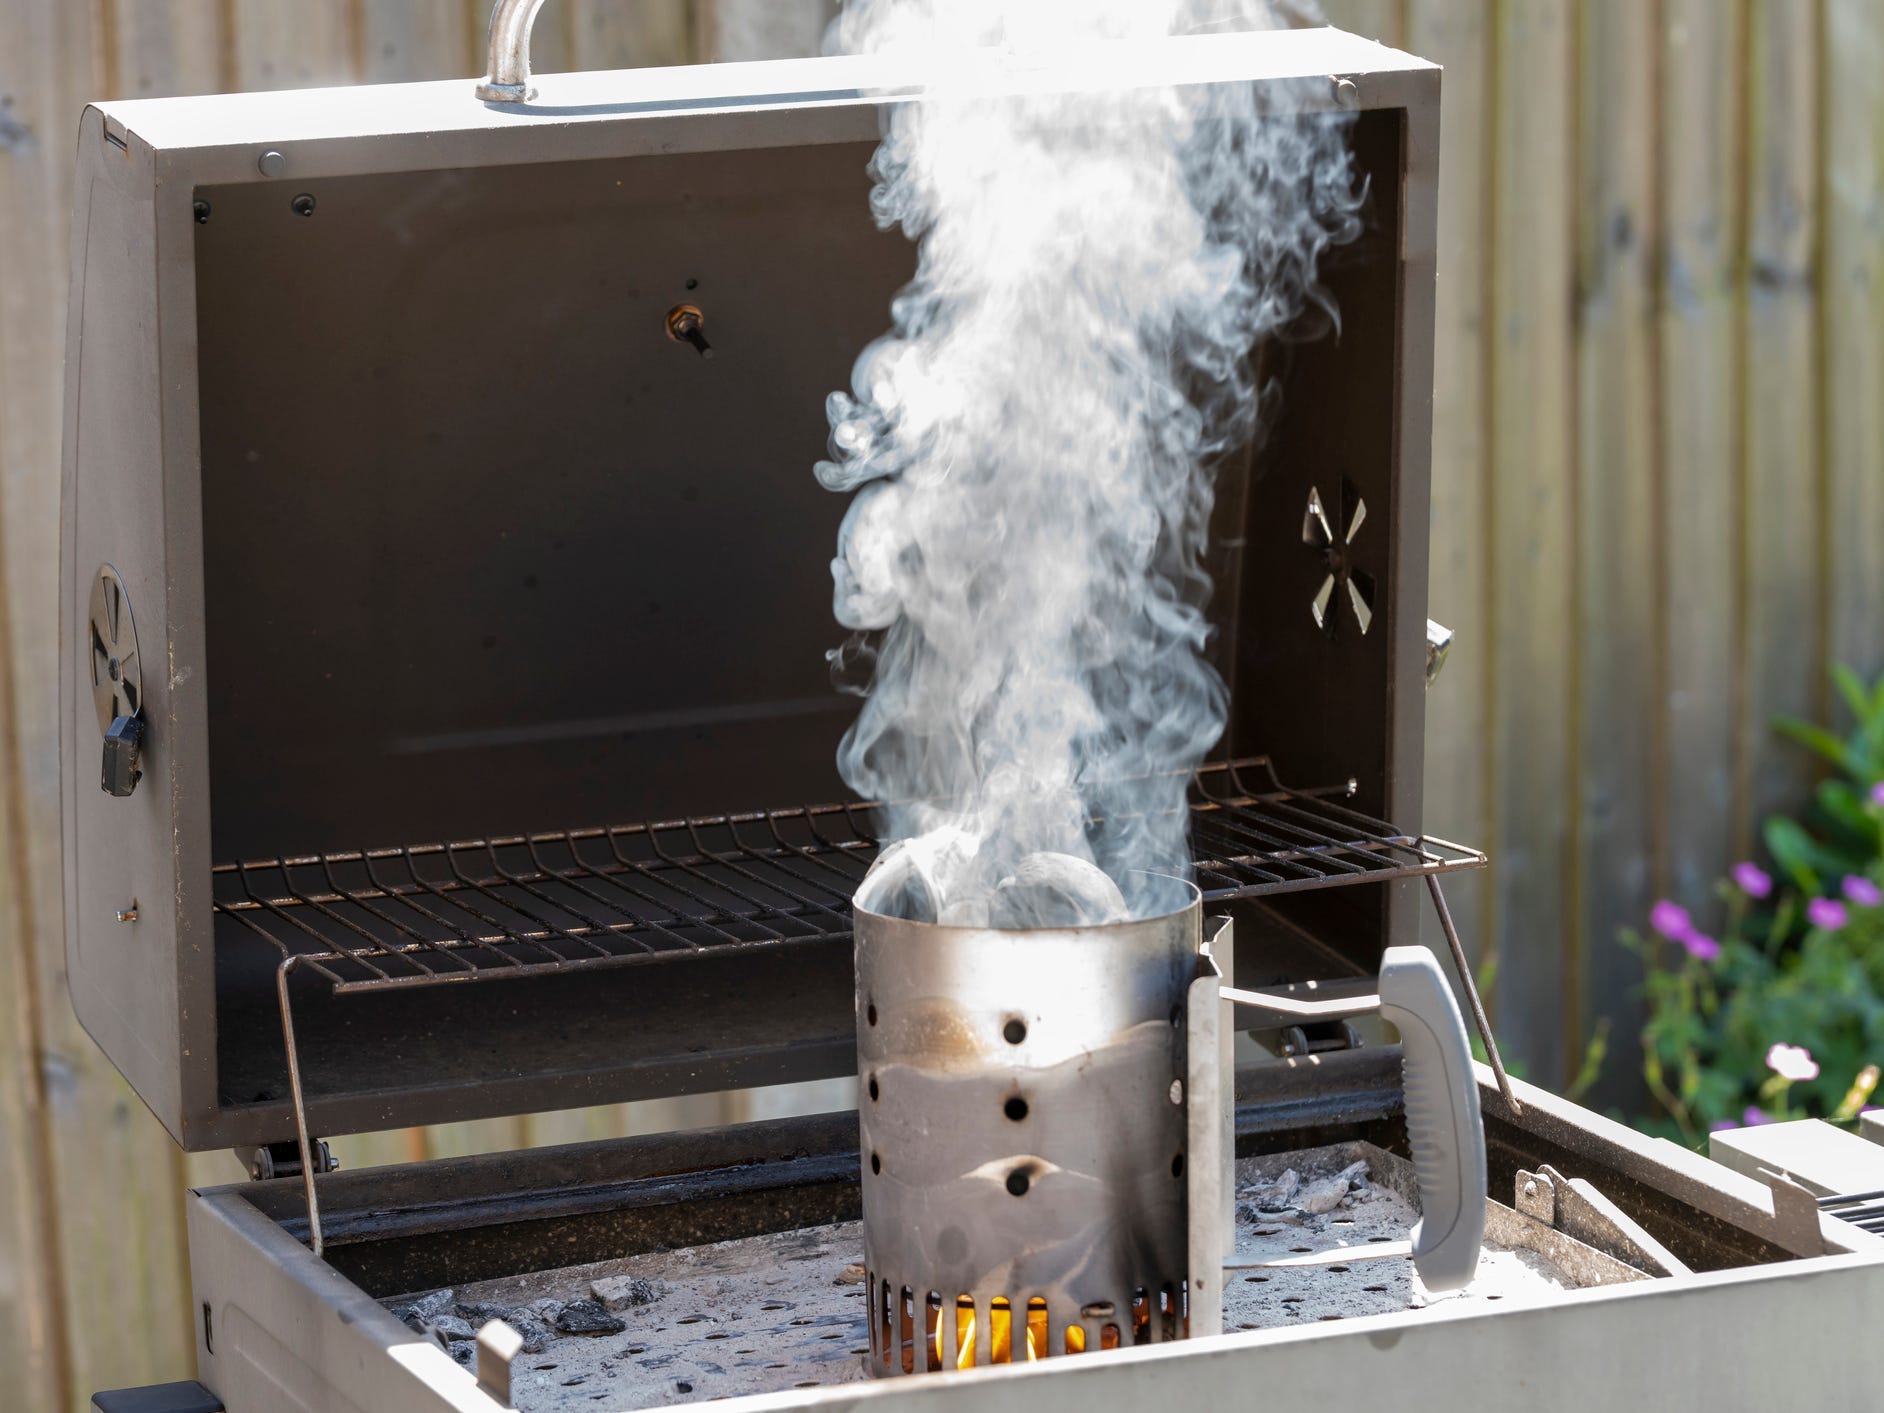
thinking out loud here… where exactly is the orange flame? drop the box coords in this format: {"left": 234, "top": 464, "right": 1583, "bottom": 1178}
{"left": 939, "top": 1297, "right": 1049, "bottom": 1368}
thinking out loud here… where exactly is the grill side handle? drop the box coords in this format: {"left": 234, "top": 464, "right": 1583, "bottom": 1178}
{"left": 476, "top": 0, "right": 553, "bottom": 103}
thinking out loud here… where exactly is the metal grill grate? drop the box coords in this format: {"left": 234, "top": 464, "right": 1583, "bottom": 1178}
{"left": 214, "top": 757, "right": 1484, "bottom": 994}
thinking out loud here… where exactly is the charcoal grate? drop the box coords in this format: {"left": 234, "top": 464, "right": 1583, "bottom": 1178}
{"left": 214, "top": 757, "right": 1484, "bottom": 995}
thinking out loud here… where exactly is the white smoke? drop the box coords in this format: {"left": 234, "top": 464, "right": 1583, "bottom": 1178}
{"left": 820, "top": 0, "right": 1362, "bottom": 926}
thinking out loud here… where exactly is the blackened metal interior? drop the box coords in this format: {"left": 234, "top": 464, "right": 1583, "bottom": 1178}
{"left": 194, "top": 109, "right": 1410, "bottom": 1143}
{"left": 232, "top": 1061, "right": 1798, "bottom": 1306}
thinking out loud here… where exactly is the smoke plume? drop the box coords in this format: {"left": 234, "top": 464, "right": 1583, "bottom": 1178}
{"left": 820, "top": 0, "right": 1361, "bottom": 926}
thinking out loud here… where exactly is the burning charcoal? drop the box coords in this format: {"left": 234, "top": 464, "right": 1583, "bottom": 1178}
{"left": 592, "top": 1275, "right": 663, "bottom": 1311}
{"left": 988, "top": 853, "right": 1129, "bottom": 928}
{"left": 555, "top": 1300, "right": 629, "bottom": 1335}
{"left": 853, "top": 827, "right": 981, "bottom": 922}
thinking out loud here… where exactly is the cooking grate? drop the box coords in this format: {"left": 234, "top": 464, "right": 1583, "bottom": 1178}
{"left": 214, "top": 757, "right": 1484, "bottom": 995}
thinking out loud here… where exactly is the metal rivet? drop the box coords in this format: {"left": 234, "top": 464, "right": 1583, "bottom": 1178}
{"left": 1005, "top": 1169, "right": 1030, "bottom": 1197}
{"left": 1333, "top": 76, "right": 1359, "bottom": 109}
{"left": 291, "top": 193, "right": 316, "bottom": 217}
{"left": 1002, "top": 1018, "right": 1026, "bottom": 1045}
{"left": 192, "top": 199, "right": 211, "bottom": 225}
{"left": 257, "top": 149, "right": 285, "bottom": 178}
{"left": 1168, "top": 1079, "right": 1184, "bottom": 1106}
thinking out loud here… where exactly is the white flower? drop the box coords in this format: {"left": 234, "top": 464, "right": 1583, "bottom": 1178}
{"left": 1766, "top": 1043, "right": 1820, "bottom": 1083}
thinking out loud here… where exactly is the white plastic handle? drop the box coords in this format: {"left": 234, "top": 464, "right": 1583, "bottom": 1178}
{"left": 1379, "top": 944, "right": 1487, "bottom": 1291}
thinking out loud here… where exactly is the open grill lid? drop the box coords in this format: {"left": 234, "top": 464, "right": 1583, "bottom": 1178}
{"left": 59, "top": 30, "right": 1446, "bottom": 1151}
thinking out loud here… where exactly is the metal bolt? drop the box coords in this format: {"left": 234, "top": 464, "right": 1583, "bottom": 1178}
{"left": 116, "top": 901, "right": 139, "bottom": 923}
{"left": 1168, "top": 1079, "right": 1184, "bottom": 1105}
{"left": 192, "top": 199, "right": 211, "bottom": 225}
{"left": 665, "top": 303, "right": 713, "bottom": 359}
{"left": 257, "top": 149, "right": 286, "bottom": 178}
{"left": 291, "top": 193, "right": 316, "bottom": 217}
{"left": 1333, "top": 76, "right": 1359, "bottom": 109}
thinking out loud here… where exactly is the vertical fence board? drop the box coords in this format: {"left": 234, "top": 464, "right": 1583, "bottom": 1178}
{"left": 1487, "top": 0, "right": 1577, "bottom": 1085}
{"left": 701, "top": 1, "right": 833, "bottom": 63}
{"left": 0, "top": 697, "right": 62, "bottom": 1413}
{"left": 1657, "top": 1, "right": 1745, "bottom": 925}
{"left": 1319, "top": 1, "right": 1406, "bottom": 45}
{"left": 1571, "top": 0, "right": 1658, "bottom": 1106}
{"left": 358, "top": 1, "right": 476, "bottom": 83}
{"left": 0, "top": 2, "right": 208, "bottom": 1402}
{"left": 568, "top": 0, "right": 693, "bottom": 70}
{"left": 1739, "top": 1, "right": 1821, "bottom": 851}
{"left": 229, "top": 4, "right": 355, "bottom": 89}
{"left": 1408, "top": 0, "right": 1493, "bottom": 988}
{"left": 1822, "top": 1, "right": 1884, "bottom": 696}
{"left": 110, "top": 2, "right": 225, "bottom": 97}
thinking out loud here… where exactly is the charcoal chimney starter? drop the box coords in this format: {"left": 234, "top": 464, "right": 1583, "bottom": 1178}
{"left": 855, "top": 882, "right": 1226, "bottom": 1374}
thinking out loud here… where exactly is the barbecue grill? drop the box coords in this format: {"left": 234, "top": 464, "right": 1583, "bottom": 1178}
{"left": 63, "top": 13, "right": 1884, "bottom": 1413}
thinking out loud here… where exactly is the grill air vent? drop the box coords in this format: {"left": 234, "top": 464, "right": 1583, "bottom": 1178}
{"left": 1302, "top": 481, "right": 1376, "bottom": 636}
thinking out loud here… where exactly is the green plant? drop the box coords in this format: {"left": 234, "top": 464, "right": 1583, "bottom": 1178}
{"left": 1630, "top": 665, "right": 1884, "bottom": 1147}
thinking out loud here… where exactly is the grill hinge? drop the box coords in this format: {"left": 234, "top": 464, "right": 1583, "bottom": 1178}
{"left": 236, "top": 1138, "right": 337, "bottom": 1183}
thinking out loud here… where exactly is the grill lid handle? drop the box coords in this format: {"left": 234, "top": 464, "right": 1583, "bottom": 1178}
{"left": 477, "top": 0, "right": 552, "bottom": 103}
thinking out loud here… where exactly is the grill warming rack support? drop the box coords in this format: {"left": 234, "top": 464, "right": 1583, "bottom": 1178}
{"left": 221, "top": 756, "right": 1506, "bottom": 1256}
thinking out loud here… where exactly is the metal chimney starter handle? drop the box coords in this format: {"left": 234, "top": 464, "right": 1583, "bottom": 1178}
{"left": 477, "top": 0, "right": 552, "bottom": 103}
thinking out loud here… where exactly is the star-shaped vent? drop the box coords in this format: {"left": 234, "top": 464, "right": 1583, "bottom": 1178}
{"left": 1302, "top": 480, "right": 1376, "bottom": 637}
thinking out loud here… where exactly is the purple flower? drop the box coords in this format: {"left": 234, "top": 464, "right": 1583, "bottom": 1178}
{"left": 1732, "top": 862, "right": 1773, "bottom": 899}
{"left": 1766, "top": 1043, "right": 1820, "bottom": 1081}
{"left": 1872, "top": 781, "right": 1884, "bottom": 806}
{"left": 1742, "top": 1105, "right": 1773, "bottom": 1127}
{"left": 1681, "top": 932, "right": 1721, "bottom": 962}
{"left": 1808, "top": 897, "right": 1850, "bottom": 931}
{"left": 1709, "top": 1119, "right": 1737, "bottom": 1133}
{"left": 1649, "top": 900, "right": 1692, "bottom": 940}
{"left": 1843, "top": 875, "right": 1884, "bottom": 909}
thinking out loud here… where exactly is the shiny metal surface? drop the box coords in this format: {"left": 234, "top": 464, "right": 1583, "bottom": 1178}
{"left": 475, "top": 0, "right": 551, "bottom": 103}
{"left": 855, "top": 888, "right": 1203, "bottom": 1373}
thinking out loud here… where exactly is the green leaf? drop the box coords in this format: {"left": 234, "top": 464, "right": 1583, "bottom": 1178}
{"left": 1832, "top": 663, "right": 1873, "bottom": 725}
{"left": 1774, "top": 716, "right": 1856, "bottom": 773}
{"left": 1565, "top": 1018, "right": 1610, "bottom": 1104}
{"left": 1765, "top": 815, "right": 1824, "bottom": 893}
{"left": 1817, "top": 779, "right": 1882, "bottom": 857}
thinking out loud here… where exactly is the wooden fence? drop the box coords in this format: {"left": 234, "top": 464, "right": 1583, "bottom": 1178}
{"left": 0, "top": 2, "right": 1879, "bottom": 1405}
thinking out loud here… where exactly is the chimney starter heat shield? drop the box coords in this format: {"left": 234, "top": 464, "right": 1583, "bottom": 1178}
{"left": 854, "top": 885, "right": 1230, "bottom": 1373}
